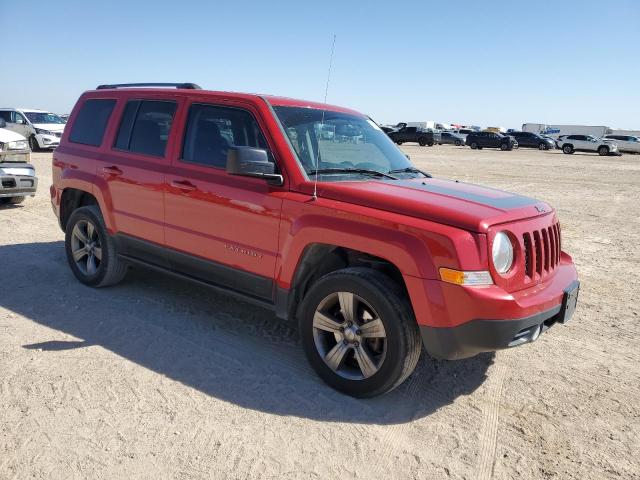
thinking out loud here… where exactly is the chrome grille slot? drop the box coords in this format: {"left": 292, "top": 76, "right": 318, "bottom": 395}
{"left": 522, "top": 221, "right": 561, "bottom": 281}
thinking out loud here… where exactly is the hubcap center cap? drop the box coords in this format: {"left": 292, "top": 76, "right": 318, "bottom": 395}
{"left": 343, "top": 326, "right": 358, "bottom": 343}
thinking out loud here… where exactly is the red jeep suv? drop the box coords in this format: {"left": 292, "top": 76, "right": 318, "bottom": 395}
{"left": 51, "top": 83, "right": 579, "bottom": 397}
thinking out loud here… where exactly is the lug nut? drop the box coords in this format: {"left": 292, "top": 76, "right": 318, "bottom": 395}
{"left": 343, "top": 340, "right": 348, "bottom": 345}
{"left": 347, "top": 321, "right": 353, "bottom": 327}
{"left": 354, "top": 341, "right": 359, "bottom": 347}
{"left": 356, "top": 329, "right": 361, "bottom": 335}
{"left": 339, "top": 327, "right": 344, "bottom": 332}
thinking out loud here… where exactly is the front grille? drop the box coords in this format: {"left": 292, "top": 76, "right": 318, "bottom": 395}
{"left": 523, "top": 222, "right": 561, "bottom": 280}
{"left": 2, "top": 179, "right": 16, "bottom": 188}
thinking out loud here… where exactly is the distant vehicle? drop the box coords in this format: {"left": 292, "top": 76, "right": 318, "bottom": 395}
{"left": 508, "top": 131, "right": 555, "bottom": 150}
{"left": 556, "top": 135, "right": 620, "bottom": 156}
{"left": 466, "top": 131, "right": 518, "bottom": 151}
{"left": 603, "top": 135, "right": 640, "bottom": 153}
{"left": 0, "top": 108, "right": 66, "bottom": 151}
{"left": 522, "top": 123, "right": 609, "bottom": 139}
{"left": 438, "top": 132, "right": 465, "bottom": 146}
{"left": 0, "top": 118, "right": 37, "bottom": 205}
{"left": 387, "top": 125, "right": 441, "bottom": 146}
{"left": 59, "top": 114, "right": 70, "bottom": 122}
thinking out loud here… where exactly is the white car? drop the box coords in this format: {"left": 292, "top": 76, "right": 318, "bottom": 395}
{"left": 0, "top": 108, "right": 66, "bottom": 151}
{"left": 556, "top": 134, "right": 621, "bottom": 156}
{"left": 0, "top": 118, "right": 37, "bottom": 205}
{"left": 603, "top": 135, "right": 640, "bottom": 154}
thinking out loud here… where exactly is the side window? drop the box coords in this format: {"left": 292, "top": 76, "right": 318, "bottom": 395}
{"left": 181, "top": 104, "right": 268, "bottom": 168}
{"left": 14, "top": 113, "right": 26, "bottom": 124}
{"left": 69, "top": 99, "right": 116, "bottom": 146}
{"left": 0, "top": 111, "right": 11, "bottom": 122}
{"left": 114, "top": 100, "right": 177, "bottom": 157}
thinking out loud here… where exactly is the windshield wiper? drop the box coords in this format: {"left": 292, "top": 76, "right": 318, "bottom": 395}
{"left": 308, "top": 168, "right": 398, "bottom": 180}
{"left": 388, "top": 167, "right": 432, "bottom": 178}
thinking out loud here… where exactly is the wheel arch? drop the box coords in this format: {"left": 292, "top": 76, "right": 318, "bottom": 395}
{"left": 59, "top": 188, "right": 99, "bottom": 232}
{"left": 276, "top": 243, "right": 410, "bottom": 322}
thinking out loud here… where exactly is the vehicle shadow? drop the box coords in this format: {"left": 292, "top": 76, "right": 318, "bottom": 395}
{"left": 0, "top": 241, "right": 493, "bottom": 425}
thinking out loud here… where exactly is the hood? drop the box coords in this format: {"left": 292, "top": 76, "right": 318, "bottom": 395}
{"left": 33, "top": 123, "right": 65, "bottom": 132}
{"left": 310, "top": 177, "right": 550, "bottom": 232}
{"left": 0, "top": 128, "right": 27, "bottom": 143}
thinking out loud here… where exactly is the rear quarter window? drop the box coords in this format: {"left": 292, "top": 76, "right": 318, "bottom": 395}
{"left": 69, "top": 99, "right": 117, "bottom": 146}
{"left": 114, "top": 100, "right": 177, "bottom": 157}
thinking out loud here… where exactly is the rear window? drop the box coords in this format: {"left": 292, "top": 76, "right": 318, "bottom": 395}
{"left": 69, "top": 99, "right": 116, "bottom": 146}
{"left": 114, "top": 100, "right": 177, "bottom": 157}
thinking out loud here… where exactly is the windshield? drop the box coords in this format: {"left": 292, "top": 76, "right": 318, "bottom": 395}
{"left": 24, "top": 112, "right": 65, "bottom": 124}
{"left": 273, "top": 106, "right": 415, "bottom": 180}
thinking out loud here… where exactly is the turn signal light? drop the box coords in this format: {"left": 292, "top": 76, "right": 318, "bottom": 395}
{"left": 439, "top": 268, "right": 493, "bottom": 286}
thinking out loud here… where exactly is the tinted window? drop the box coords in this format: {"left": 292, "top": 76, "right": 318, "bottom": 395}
{"left": 114, "top": 100, "right": 177, "bottom": 157}
{"left": 68, "top": 99, "right": 116, "bottom": 146}
{"left": 0, "top": 111, "right": 11, "bottom": 122}
{"left": 182, "top": 104, "right": 268, "bottom": 168}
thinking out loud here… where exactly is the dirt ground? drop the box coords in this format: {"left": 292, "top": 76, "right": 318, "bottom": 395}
{"left": 1, "top": 146, "right": 638, "bottom": 480}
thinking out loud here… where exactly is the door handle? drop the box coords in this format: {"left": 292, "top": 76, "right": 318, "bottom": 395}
{"left": 103, "top": 166, "right": 123, "bottom": 176}
{"left": 171, "top": 180, "right": 197, "bottom": 192}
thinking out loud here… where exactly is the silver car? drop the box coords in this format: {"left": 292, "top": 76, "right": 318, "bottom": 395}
{"left": 557, "top": 134, "right": 621, "bottom": 156}
{"left": 603, "top": 135, "right": 640, "bottom": 154}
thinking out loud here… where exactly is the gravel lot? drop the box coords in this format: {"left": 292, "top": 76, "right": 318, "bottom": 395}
{"left": 1, "top": 147, "right": 638, "bottom": 479}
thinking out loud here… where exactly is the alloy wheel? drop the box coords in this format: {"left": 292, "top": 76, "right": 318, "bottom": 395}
{"left": 70, "top": 219, "right": 102, "bottom": 276}
{"left": 312, "top": 291, "right": 387, "bottom": 380}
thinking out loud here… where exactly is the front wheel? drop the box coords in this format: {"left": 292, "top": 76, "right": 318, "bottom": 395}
{"left": 562, "top": 145, "right": 574, "bottom": 154}
{"left": 29, "top": 136, "right": 39, "bottom": 152}
{"left": 395, "top": 141, "right": 403, "bottom": 145}
{"left": 598, "top": 146, "right": 609, "bottom": 156}
{"left": 65, "top": 205, "right": 128, "bottom": 287}
{"left": 299, "top": 267, "right": 421, "bottom": 398}
{"left": 500, "top": 143, "right": 509, "bottom": 151}
{"left": 418, "top": 137, "right": 427, "bottom": 147}
{"left": 538, "top": 142, "right": 547, "bottom": 150}
{"left": 470, "top": 142, "right": 478, "bottom": 149}
{"left": 0, "top": 196, "right": 25, "bottom": 205}
{"left": 454, "top": 140, "right": 462, "bottom": 146}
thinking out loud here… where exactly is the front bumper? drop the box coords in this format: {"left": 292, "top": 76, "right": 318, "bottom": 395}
{"left": 421, "top": 280, "right": 579, "bottom": 360}
{"left": 36, "top": 133, "right": 61, "bottom": 149}
{"left": 0, "top": 161, "right": 38, "bottom": 197}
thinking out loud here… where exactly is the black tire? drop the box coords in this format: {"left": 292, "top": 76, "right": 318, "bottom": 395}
{"left": 427, "top": 142, "right": 434, "bottom": 147}
{"left": 395, "top": 141, "right": 403, "bottom": 145}
{"left": 562, "top": 144, "right": 574, "bottom": 154}
{"left": 538, "top": 142, "right": 547, "bottom": 150}
{"left": 29, "top": 135, "right": 39, "bottom": 152}
{"left": 9, "top": 196, "right": 25, "bottom": 204}
{"left": 298, "top": 267, "right": 421, "bottom": 398}
{"left": 454, "top": 140, "right": 462, "bottom": 146}
{"left": 65, "top": 205, "right": 128, "bottom": 287}
{"left": 500, "top": 143, "right": 509, "bottom": 151}
{"left": 418, "top": 137, "right": 427, "bottom": 147}
{"left": 598, "top": 146, "right": 609, "bottom": 156}
{"left": 470, "top": 142, "right": 478, "bottom": 150}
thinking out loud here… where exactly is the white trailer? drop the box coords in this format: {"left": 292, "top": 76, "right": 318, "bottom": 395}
{"left": 522, "top": 123, "right": 611, "bottom": 139}
{"left": 406, "top": 121, "right": 436, "bottom": 130}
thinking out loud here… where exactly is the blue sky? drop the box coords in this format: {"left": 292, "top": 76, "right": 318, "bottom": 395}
{"left": 1, "top": 0, "right": 638, "bottom": 128}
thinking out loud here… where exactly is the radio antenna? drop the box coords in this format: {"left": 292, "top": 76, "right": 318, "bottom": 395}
{"left": 312, "top": 34, "right": 336, "bottom": 201}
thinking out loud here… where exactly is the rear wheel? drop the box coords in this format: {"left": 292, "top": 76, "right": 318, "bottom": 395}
{"left": 418, "top": 137, "right": 427, "bottom": 147}
{"left": 395, "top": 141, "right": 403, "bottom": 145}
{"left": 598, "top": 146, "right": 609, "bottom": 156}
{"left": 299, "top": 267, "right": 421, "bottom": 398}
{"left": 500, "top": 142, "right": 509, "bottom": 151}
{"left": 65, "top": 206, "right": 128, "bottom": 287}
{"left": 470, "top": 142, "right": 478, "bottom": 149}
{"left": 454, "top": 140, "right": 462, "bottom": 146}
{"left": 562, "top": 145, "right": 574, "bottom": 154}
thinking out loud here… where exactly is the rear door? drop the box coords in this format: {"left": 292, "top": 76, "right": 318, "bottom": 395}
{"left": 164, "top": 99, "right": 284, "bottom": 300}
{"left": 0, "top": 111, "right": 31, "bottom": 138}
{"left": 100, "top": 97, "right": 180, "bottom": 260}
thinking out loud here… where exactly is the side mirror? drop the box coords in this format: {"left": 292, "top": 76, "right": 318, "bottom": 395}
{"left": 226, "top": 146, "right": 283, "bottom": 186}
{"left": 0, "top": 118, "right": 6, "bottom": 128}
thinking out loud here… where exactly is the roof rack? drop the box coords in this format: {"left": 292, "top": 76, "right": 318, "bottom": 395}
{"left": 96, "top": 82, "right": 202, "bottom": 90}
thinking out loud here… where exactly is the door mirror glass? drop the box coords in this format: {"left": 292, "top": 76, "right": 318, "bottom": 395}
{"left": 226, "top": 146, "right": 283, "bottom": 185}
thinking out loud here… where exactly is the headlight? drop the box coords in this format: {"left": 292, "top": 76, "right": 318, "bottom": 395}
{"left": 492, "top": 231, "right": 514, "bottom": 274}
{"left": 7, "top": 140, "right": 28, "bottom": 150}
{"left": 35, "top": 128, "right": 53, "bottom": 136}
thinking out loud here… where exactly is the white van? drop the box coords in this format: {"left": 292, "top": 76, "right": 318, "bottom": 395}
{"left": 0, "top": 108, "right": 66, "bottom": 151}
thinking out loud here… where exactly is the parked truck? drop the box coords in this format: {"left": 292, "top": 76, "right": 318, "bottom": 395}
{"left": 522, "top": 123, "right": 610, "bottom": 139}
